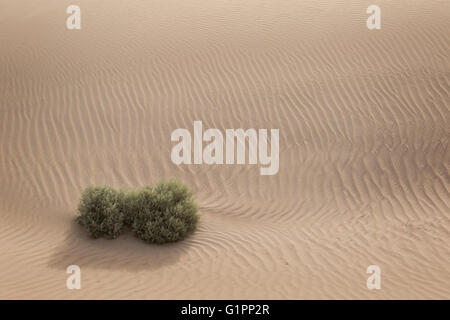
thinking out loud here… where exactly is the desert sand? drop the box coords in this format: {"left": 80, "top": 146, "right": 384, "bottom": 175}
{"left": 0, "top": 0, "right": 449, "bottom": 299}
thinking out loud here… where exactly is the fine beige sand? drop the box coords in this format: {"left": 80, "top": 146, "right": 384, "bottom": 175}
{"left": 0, "top": 0, "right": 449, "bottom": 299}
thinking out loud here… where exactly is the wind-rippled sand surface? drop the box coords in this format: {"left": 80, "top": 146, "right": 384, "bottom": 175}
{"left": 0, "top": 0, "right": 449, "bottom": 299}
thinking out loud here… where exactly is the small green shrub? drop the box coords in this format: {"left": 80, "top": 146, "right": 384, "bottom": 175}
{"left": 76, "top": 185, "right": 124, "bottom": 239}
{"left": 132, "top": 180, "right": 199, "bottom": 244}
{"left": 76, "top": 180, "right": 199, "bottom": 244}
{"left": 117, "top": 188, "right": 140, "bottom": 226}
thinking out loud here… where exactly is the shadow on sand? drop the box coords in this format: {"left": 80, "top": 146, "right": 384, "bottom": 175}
{"left": 47, "top": 220, "right": 193, "bottom": 272}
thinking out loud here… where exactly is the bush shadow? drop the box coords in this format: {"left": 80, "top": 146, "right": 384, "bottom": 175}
{"left": 47, "top": 220, "right": 193, "bottom": 272}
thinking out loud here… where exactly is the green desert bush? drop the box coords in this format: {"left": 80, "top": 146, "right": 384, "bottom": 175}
{"left": 76, "top": 185, "right": 125, "bottom": 239}
{"left": 117, "top": 188, "right": 140, "bottom": 226}
{"left": 132, "top": 180, "right": 199, "bottom": 244}
{"left": 76, "top": 180, "right": 199, "bottom": 244}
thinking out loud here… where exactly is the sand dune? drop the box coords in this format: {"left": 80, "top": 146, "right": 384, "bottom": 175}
{"left": 0, "top": 0, "right": 449, "bottom": 299}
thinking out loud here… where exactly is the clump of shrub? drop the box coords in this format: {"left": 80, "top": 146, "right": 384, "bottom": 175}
{"left": 76, "top": 180, "right": 199, "bottom": 244}
{"left": 132, "top": 181, "right": 198, "bottom": 244}
{"left": 76, "top": 185, "right": 125, "bottom": 239}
